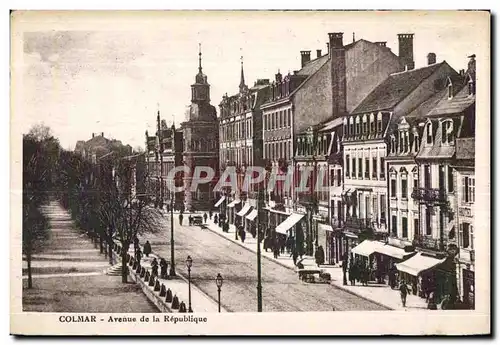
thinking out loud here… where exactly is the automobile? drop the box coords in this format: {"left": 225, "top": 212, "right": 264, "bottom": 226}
{"left": 192, "top": 215, "right": 204, "bottom": 225}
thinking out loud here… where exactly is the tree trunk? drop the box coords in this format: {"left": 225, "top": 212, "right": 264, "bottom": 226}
{"left": 121, "top": 243, "right": 129, "bottom": 283}
{"left": 108, "top": 228, "right": 113, "bottom": 265}
{"left": 99, "top": 235, "right": 103, "bottom": 254}
{"left": 26, "top": 250, "right": 33, "bottom": 289}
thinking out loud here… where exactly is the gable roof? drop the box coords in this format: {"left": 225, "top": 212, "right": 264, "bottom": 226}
{"left": 296, "top": 54, "right": 329, "bottom": 76}
{"left": 352, "top": 62, "right": 446, "bottom": 114}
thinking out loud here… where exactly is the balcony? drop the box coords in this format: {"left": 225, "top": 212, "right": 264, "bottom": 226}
{"left": 411, "top": 187, "right": 447, "bottom": 204}
{"left": 413, "top": 235, "right": 445, "bottom": 252}
{"left": 345, "top": 217, "right": 373, "bottom": 231}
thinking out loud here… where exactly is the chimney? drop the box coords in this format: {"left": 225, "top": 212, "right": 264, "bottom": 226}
{"left": 300, "top": 51, "right": 311, "bottom": 67}
{"left": 92, "top": 133, "right": 94, "bottom": 138}
{"left": 326, "top": 42, "right": 330, "bottom": 53}
{"left": 427, "top": 52, "right": 436, "bottom": 65}
{"left": 328, "top": 32, "right": 347, "bottom": 118}
{"left": 101, "top": 132, "right": 104, "bottom": 137}
{"left": 459, "top": 69, "right": 465, "bottom": 77}
{"left": 316, "top": 49, "right": 322, "bottom": 58}
{"left": 398, "top": 33, "right": 415, "bottom": 71}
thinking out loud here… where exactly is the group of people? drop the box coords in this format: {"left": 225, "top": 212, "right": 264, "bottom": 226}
{"left": 133, "top": 237, "right": 152, "bottom": 265}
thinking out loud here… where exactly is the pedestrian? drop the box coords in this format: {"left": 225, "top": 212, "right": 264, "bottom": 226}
{"left": 273, "top": 244, "right": 280, "bottom": 259}
{"left": 348, "top": 263, "right": 356, "bottom": 286}
{"left": 143, "top": 240, "right": 152, "bottom": 257}
{"left": 135, "top": 248, "right": 142, "bottom": 265}
{"left": 279, "top": 236, "right": 285, "bottom": 254}
{"left": 341, "top": 255, "right": 348, "bottom": 286}
{"left": 399, "top": 280, "right": 410, "bottom": 308}
{"left": 160, "top": 258, "right": 168, "bottom": 279}
{"left": 223, "top": 222, "right": 229, "bottom": 233}
{"left": 151, "top": 258, "right": 159, "bottom": 277}
{"left": 203, "top": 213, "right": 208, "bottom": 224}
{"left": 133, "top": 236, "right": 140, "bottom": 255}
{"left": 188, "top": 215, "right": 193, "bottom": 226}
{"left": 209, "top": 210, "right": 213, "bottom": 220}
{"left": 315, "top": 246, "right": 325, "bottom": 267}
{"left": 292, "top": 251, "right": 298, "bottom": 266}
{"left": 240, "top": 227, "right": 246, "bottom": 243}
{"left": 214, "top": 214, "right": 218, "bottom": 225}
{"left": 166, "top": 204, "right": 170, "bottom": 213}
{"left": 179, "top": 213, "right": 183, "bottom": 226}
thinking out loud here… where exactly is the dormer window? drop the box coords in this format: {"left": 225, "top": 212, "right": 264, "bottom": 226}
{"left": 426, "top": 122, "right": 433, "bottom": 144}
{"left": 447, "top": 77, "right": 453, "bottom": 99}
{"left": 441, "top": 120, "right": 454, "bottom": 144}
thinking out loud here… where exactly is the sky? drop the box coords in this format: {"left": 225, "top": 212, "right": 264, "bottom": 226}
{"left": 14, "top": 11, "right": 487, "bottom": 150}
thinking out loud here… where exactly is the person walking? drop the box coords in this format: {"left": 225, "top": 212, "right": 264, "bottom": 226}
{"left": 292, "top": 251, "right": 298, "bottom": 266}
{"left": 341, "top": 253, "right": 348, "bottom": 286}
{"left": 135, "top": 248, "right": 142, "bottom": 265}
{"left": 133, "top": 236, "right": 140, "bottom": 255}
{"left": 240, "top": 227, "right": 246, "bottom": 243}
{"left": 399, "top": 280, "right": 410, "bottom": 308}
{"left": 160, "top": 258, "right": 168, "bottom": 279}
{"left": 179, "top": 213, "right": 184, "bottom": 226}
{"left": 151, "top": 258, "right": 159, "bottom": 277}
{"left": 273, "top": 244, "right": 280, "bottom": 259}
{"left": 203, "top": 213, "right": 208, "bottom": 224}
{"left": 214, "top": 214, "right": 218, "bottom": 225}
{"left": 143, "top": 240, "right": 152, "bottom": 257}
{"left": 209, "top": 210, "right": 213, "bottom": 220}
{"left": 188, "top": 215, "right": 193, "bottom": 226}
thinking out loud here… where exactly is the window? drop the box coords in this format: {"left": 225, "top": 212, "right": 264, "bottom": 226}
{"left": 391, "top": 179, "right": 397, "bottom": 198}
{"left": 352, "top": 158, "right": 356, "bottom": 178}
{"left": 402, "top": 217, "right": 408, "bottom": 238}
{"left": 358, "top": 158, "right": 362, "bottom": 178}
{"left": 377, "top": 118, "right": 382, "bottom": 132}
{"left": 391, "top": 215, "right": 397, "bottom": 236}
{"left": 463, "top": 177, "right": 475, "bottom": 203}
{"left": 370, "top": 120, "right": 375, "bottom": 133}
{"left": 439, "top": 165, "right": 445, "bottom": 190}
{"left": 413, "top": 177, "right": 418, "bottom": 192}
{"left": 337, "top": 169, "right": 342, "bottom": 186}
{"left": 414, "top": 218, "right": 419, "bottom": 237}
{"left": 448, "top": 166, "right": 454, "bottom": 192}
{"left": 279, "top": 111, "right": 283, "bottom": 128}
{"left": 380, "top": 195, "right": 386, "bottom": 221}
{"left": 373, "top": 196, "right": 378, "bottom": 220}
{"left": 356, "top": 122, "right": 360, "bottom": 135}
{"left": 372, "top": 157, "right": 377, "bottom": 178}
{"left": 380, "top": 157, "right": 385, "bottom": 179}
{"left": 425, "top": 207, "right": 432, "bottom": 235}
{"left": 468, "top": 79, "right": 475, "bottom": 96}
{"left": 461, "top": 223, "right": 470, "bottom": 248}
{"left": 424, "top": 165, "right": 431, "bottom": 188}
{"left": 426, "top": 123, "right": 433, "bottom": 144}
{"left": 448, "top": 82, "right": 453, "bottom": 99}
{"left": 365, "top": 158, "right": 370, "bottom": 178}
{"left": 363, "top": 121, "right": 367, "bottom": 133}
{"left": 349, "top": 123, "right": 354, "bottom": 136}
{"left": 402, "top": 179, "right": 408, "bottom": 199}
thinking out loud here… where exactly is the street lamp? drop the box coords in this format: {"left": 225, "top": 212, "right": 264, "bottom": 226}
{"left": 215, "top": 273, "right": 223, "bottom": 313}
{"left": 169, "top": 196, "right": 176, "bottom": 276}
{"left": 186, "top": 255, "right": 193, "bottom": 313}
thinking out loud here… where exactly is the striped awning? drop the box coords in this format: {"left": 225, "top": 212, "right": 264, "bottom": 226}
{"left": 276, "top": 213, "right": 305, "bottom": 235}
{"left": 246, "top": 209, "right": 258, "bottom": 221}
{"left": 214, "top": 196, "right": 226, "bottom": 207}
{"left": 227, "top": 199, "right": 241, "bottom": 208}
{"left": 237, "top": 204, "right": 252, "bottom": 217}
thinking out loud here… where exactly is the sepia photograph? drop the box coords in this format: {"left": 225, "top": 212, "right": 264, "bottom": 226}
{"left": 10, "top": 9, "right": 490, "bottom": 335}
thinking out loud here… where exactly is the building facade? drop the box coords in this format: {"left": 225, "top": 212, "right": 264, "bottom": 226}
{"left": 217, "top": 61, "right": 270, "bottom": 232}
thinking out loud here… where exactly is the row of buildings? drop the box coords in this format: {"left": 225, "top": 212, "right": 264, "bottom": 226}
{"left": 135, "top": 32, "right": 476, "bottom": 308}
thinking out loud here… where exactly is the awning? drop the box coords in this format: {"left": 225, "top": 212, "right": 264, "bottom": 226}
{"left": 376, "top": 244, "right": 415, "bottom": 260}
{"left": 344, "top": 231, "right": 359, "bottom": 239}
{"left": 395, "top": 252, "right": 446, "bottom": 276}
{"left": 351, "top": 240, "right": 385, "bottom": 257}
{"left": 246, "top": 209, "right": 258, "bottom": 221}
{"left": 275, "top": 213, "right": 305, "bottom": 235}
{"left": 214, "top": 196, "right": 226, "bottom": 207}
{"left": 227, "top": 199, "right": 241, "bottom": 208}
{"left": 237, "top": 204, "right": 252, "bottom": 217}
{"left": 318, "top": 223, "right": 334, "bottom": 232}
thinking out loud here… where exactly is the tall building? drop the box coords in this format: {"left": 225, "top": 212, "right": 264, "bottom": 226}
{"left": 181, "top": 46, "right": 219, "bottom": 211}
{"left": 217, "top": 58, "right": 270, "bottom": 231}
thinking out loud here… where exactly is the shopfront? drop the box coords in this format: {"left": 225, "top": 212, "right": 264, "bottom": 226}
{"left": 227, "top": 199, "right": 241, "bottom": 224}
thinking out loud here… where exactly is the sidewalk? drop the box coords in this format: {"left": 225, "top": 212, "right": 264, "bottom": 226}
{"left": 119, "top": 239, "right": 226, "bottom": 313}
{"left": 22, "top": 201, "right": 158, "bottom": 313}
{"left": 201, "top": 216, "right": 428, "bottom": 311}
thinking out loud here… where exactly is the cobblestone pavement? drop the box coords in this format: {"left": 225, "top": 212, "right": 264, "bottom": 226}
{"left": 22, "top": 201, "right": 158, "bottom": 313}
{"left": 141, "top": 214, "right": 388, "bottom": 312}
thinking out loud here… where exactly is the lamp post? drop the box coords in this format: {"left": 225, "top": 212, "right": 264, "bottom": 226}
{"left": 186, "top": 255, "right": 193, "bottom": 313}
{"left": 169, "top": 196, "right": 176, "bottom": 276}
{"left": 215, "top": 273, "right": 223, "bottom": 313}
{"left": 256, "top": 188, "right": 264, "bottom": 312}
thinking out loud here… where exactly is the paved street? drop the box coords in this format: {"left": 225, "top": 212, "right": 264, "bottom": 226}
{"left": 142, "top": 213, "right": 387, "bottom": 312}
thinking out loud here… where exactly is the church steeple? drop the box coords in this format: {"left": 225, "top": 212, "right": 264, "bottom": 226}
{"left": 239, "top": 55, "right": 246, "bottom": 92}
{"left": 191, "top": 43, "right": 210, "bottom": 103}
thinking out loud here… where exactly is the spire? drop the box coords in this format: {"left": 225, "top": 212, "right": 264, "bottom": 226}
{"left": 198, "top": 43, "right": 202, "bottom": 74}
{"left": 239, "top": 55, "right": 246, "bottom": 91}
{"left": 352, "top": 32, "right": 355, "bottom": 43}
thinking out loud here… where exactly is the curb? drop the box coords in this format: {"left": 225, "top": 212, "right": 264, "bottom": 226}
{"left": 202, "top": 223, "right": 394, "bottom": 311}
